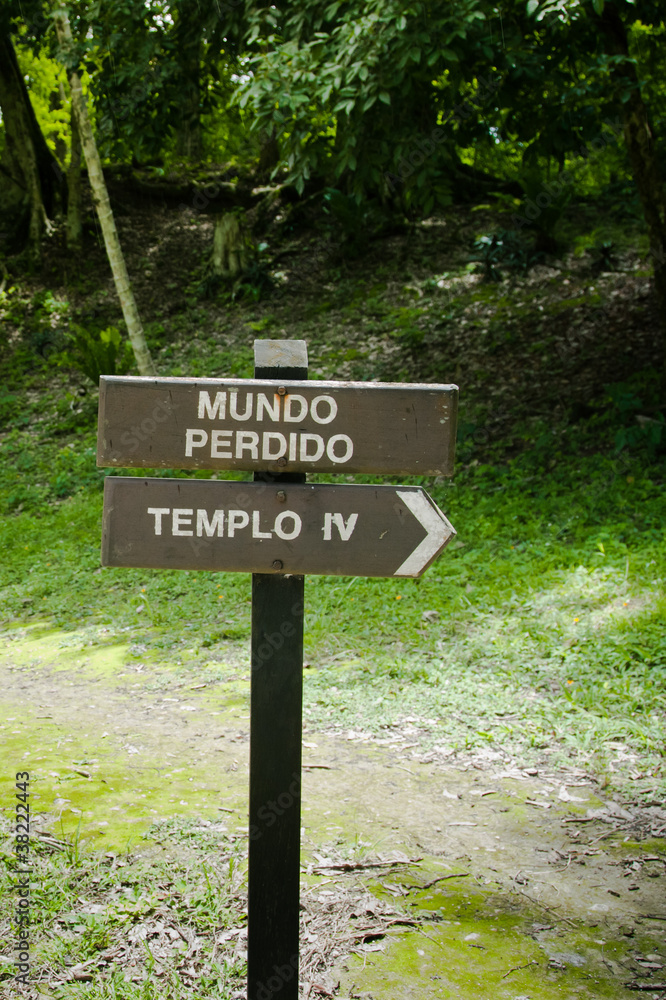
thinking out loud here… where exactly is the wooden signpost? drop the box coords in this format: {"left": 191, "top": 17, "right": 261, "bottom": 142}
{"left": 96, "top": 341, "right": 459, "bottom": 1000}
{"left": 101, "top": 479, "right": 455, "bottom": 578}
{"left": 97, "top": 375, "right": 458, "bottom": 476}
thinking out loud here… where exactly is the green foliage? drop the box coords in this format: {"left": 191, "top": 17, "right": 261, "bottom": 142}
{"left": 469, "top": 229, "right": 544, "bottom": 280}
{"left": 230, "top": 257, "right": 274, "bottom": 303}
{"left": 387, "top": 304, "right": 426, "bottom": 353}
{"left": 22, "top": 289, "right": 69, "bottom": 359}
{"left": 321, "top": 187, "right": 393, "bottom": 256}
{"left": 511, "top": 168, "right": 573, "bottom": 247}
{"left": 303, "top": 443, "right": 665, "bottom": 783}
{"left": 237, "top": 0, "right": 486, "bottom": 208}
{"left": 0, "top": 426, "right": 102, "bottom": 514}
{"left": 0, "top": 287, "right": 67, "bottom": 385}
{"left": 606, "top": 381, "right": 666, "bottom": 457}
{"left": 63, "top": 325, "right": 134, "bottom": 385}
{"left": 0, "top": 406, "right": 663, "bottom": 793}
{"left": 195, "top": 246, "right": 274, "bottom": 303}
{"left": 0, "top": 391, "right": 21, "bottom": 429}
{"left": 323, "top": 188, "right": 366, "bottom": 242}
{"left": 588, "top": 239, "right": 618, "bottom": 273}
{"left": 15, "top": 42, "right": 70, "bottom": 164}
{"left": 79, "top": 0, "right": 249, "bottom": 164}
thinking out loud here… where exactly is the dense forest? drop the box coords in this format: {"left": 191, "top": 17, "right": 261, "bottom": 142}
{"left": 1, "top": 0, "right": 666, "bottom": 373}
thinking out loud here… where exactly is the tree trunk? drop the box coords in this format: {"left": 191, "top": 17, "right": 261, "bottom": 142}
{"left": 623, "top": 93, "right": 666, "bottom": 328}
{"left": 54, "top": 9, "right": 156, "bottom": 377}
{"left": 600, "top": 4, "right": 666, "bottom": 348}
{"left": 0, "top": 31, "right": 60, "bottom": 260}
{"left": 174, "top": 5, "right": 202, "bottom": 163}
{"left": 258, "top": 127, "right": 280, "bottom": 180}
{"left": 176, "top": 73, "right": 202, "bottom": 163}
{"left": 66, "top": 103, "right": 83, "bottom": 252}
{"left": 51, "top": 87, "right": 68, "bottom": 167}
{"left": 212, "top": 212, "right": 248, "bottom": 277}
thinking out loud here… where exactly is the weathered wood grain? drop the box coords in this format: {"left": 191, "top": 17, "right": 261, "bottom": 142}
{"left": 101, "top": 479, "right": 455, "bottom": 578}
{"left": 97, "top": 376, "right": 458, "bottom": 476}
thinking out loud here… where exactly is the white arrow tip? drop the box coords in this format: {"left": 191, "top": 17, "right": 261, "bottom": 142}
{"left": 394, "top": 490, "right": 455, "bottom": 577}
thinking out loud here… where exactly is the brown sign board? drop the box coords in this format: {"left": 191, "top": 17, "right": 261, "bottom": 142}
{"left": 101, "top": 478, "right": 455, "bottom": 578}
{"left": 97, "top": 376, "right": 458, "bottom": 476}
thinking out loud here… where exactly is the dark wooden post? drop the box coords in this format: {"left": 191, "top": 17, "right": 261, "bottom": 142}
{"left": 248, "top": 340, "right": 307, "bottom": 1000}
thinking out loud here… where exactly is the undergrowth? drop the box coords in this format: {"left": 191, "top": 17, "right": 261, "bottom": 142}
{"left": 0, "top": 205, "right": 665, "bottom": 796}
{"left": 0, "top": 818, "right": 247, "bottom": 997}
{"left": 0, "top": 433, "right": 664, "bottom": 794}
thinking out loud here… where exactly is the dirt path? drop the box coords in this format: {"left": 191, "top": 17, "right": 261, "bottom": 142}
{"left": 1, "top": 626, "right": 665, "bottom": 998}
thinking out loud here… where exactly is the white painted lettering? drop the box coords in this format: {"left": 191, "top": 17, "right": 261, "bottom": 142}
{"left": 185, "top": 428, "right": 354, "bottom": 465}
{"left": 336, "top": 512, "right": 358, "bottom": 539}
{"left": 323, "top": 512, "right": 358, "bottom": 541}
{"left": 274, "top": 510, "right": 302, "bottom": 540}
{"left": 326, "top": 434, "right": 353, "bottom": 464}
{"left": 173, "top": 508, "right": 193, "bottom": 536}
{"left": 310, "top": 394, "right": 337, "bottom": 424}
{"left": 300, "top": 433, "right": 325, "bottom": 462}
{"left": 197, "top": 509, "right": 224, "bottom": 537}
{"left": 236, "top": 431, "right": 259, "bottom": 459}
{"left": 227, "top": 510, "right": 250, "bottom": 536}
{"left": 198, "top": 390, "right": 227, "bottom": 420}
{"left": 148, "top": 507, "right": 170, "bottom": 535}
{"left": 283, "top": 394, "right": 308, "bottom": 422}
{"left": 256, "top": 393, "right": 281, "bottom": 422}
{"left": 252, "top": 511, "right": 272, "bottom": 539}
{"left": 262, "top": 432, "right": 287, "bottom": 460}
{"left": 211, "top": 429, "right": 233, "bottom": 458}
{"left": 230, "top": 391, "right": 253, "bottom": 420}
{"left": 185, "top": 428, "right": 208, "bottom": 456}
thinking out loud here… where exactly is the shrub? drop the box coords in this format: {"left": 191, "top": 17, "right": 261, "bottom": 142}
{"left": 63, "top": 325, "right": 134, "bottom": 385}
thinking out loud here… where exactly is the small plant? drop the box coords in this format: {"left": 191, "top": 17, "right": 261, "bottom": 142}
{"left": 0, "top": 390, "right": 21, "bottom": 428}
{"left": 63, "top": 324, "right": 134, "bottom": 384}
{"left": 517, "top": 168, "right": 573, "bottom": 250}
{"left": 79, "top": 916, "right": 111, "bottom": 957}
{"left": 606, "top": 381, "right": 665, "bottom": 457}
{"left": 388, "top": 304, "right": 426, "bottom": 355}
{"left": 197, "top": 243, "right": 274, "bottom": 302}
{"left": 322, "top": 188, "right": 386, "bottom": 258}
{"left": 195, "top": 270, "right": 225, "bottom": 300}
{"left": 231, "top": 256, "right": 274, "bottom": 302}
{"left": 615, "top": 411, "right": 665, "bottom": 455}
{"left": 22, "top": 289, "right": 69, "bottom": 360}
{"left": 470, "top": 230, "right": 544, "bottom": 281}
{"left": 588, "top": 239, "right": 618, "bottom": 272}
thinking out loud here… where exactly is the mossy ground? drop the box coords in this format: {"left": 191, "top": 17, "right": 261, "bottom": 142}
{"left": 1, "top": 630, "right": 664, "bottom": 997}
{"left": 335, "top": 889, "right": 660, "bottom": 1000}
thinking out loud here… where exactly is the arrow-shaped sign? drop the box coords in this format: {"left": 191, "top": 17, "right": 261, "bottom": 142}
{"left": 102, "top": 479, "right": 455, "bottom": 578}
{"left": 393, "top": 490, "right": 454, "bottom": 576}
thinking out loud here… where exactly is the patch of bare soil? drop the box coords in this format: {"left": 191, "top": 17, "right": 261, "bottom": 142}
{"left": 1, "top": 646, "right": 664, "bottom": 997}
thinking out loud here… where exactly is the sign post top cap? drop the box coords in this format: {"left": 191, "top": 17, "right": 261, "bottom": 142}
{"left": 254, "top": 339, "right": 308, "bottom": 369}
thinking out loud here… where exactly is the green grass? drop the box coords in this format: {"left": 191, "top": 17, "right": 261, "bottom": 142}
{"left": 302, "top": 445, "right": 666, "bottom": 784}
{"left": 1, "top": 423, "right": 664, "bottom": 796}
{"left": 1, "top": 203, "right": 665, "bottom": 999}
{"left": 1, "top": 208, "right": 665, "bottom": 799}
